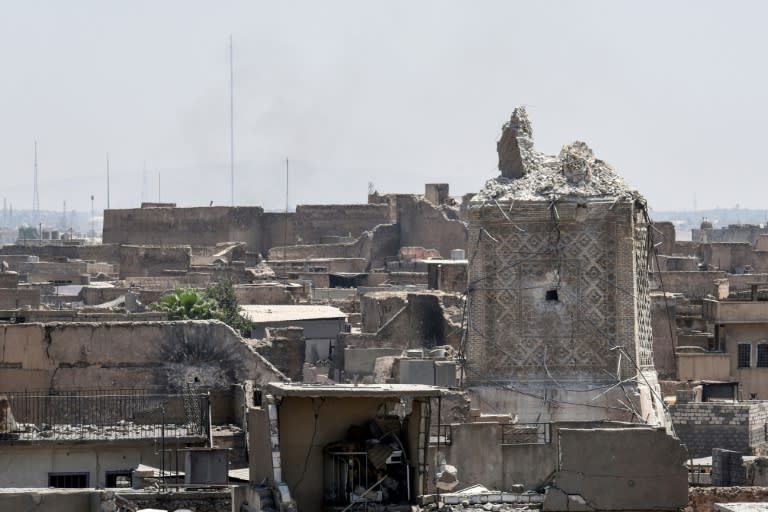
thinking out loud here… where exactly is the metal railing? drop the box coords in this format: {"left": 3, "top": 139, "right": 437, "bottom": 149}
{"left": 0, "top": 388, "right": 209, "bottom": 441}
{"left": 500, "top": 423, "right": 551, "bottom": 445}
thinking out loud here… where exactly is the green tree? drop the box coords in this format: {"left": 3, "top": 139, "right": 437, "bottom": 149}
{"left": 151, "top": 281, "right": 252, "bottom": 337}
{"left": 205, "top": 280, "right": 253, "bottom": 337}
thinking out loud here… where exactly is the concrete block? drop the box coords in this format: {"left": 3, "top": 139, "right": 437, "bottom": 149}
{"left": 434, "top": 360, "right": 457, "bottom": 387}
{"left": 398, "top": 358, "right": 434, "bottom": 385}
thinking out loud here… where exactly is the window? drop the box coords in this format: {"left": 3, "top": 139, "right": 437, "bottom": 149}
{"left": 105, "top": 471, "right": 132, "bottom": 488}
{"left": 545, "top": 289, "right": 559, "bottom": 302}
{"left": 738, "top": 343, "right": 752, "bottom": 368}
{"left": 758, "top": 345, "right": 768, "bottom": 368}
{"left": 48, "top": 472, "right": 89, "bottom": 488}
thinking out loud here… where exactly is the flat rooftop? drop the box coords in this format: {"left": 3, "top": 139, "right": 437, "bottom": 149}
{"left": 241, "top": 304, "right": 346, "bottom": 323}
{"left": 267, "top": 382, "right": 443, "bottom": 398}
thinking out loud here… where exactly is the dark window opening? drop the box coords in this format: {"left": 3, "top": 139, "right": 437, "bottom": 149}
{"left": 48, "top": 472, "right": 89, "bottom": 488}
{"left": 738, "top": 343, "right": 751, "bottom": 368}
{"left": 105, "top": 471, "right": 132, "bottom": 488}
{"left": 545, "top": 289, "right": 559, "bottom": 302}
{"left": 758, "top": 345, "right": 768, "bottom": 368}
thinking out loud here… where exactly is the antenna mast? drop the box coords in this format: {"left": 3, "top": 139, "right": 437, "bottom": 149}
{"left": 283, "top": 158, "right": 289, "bottom": 263}
{"left": 33, "top": 141, "right": 40, "bottom": 230}
{"left": 229, "top": 35, "right": 235, "bottom": 207}
{"left": 141, "top": 161, "right": 148, "bottom": 203}
{"left": 106, "top": 153, "right": 111, "bottom": 209}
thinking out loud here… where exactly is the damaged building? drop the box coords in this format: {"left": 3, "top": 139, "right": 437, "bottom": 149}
{"left": 465, "top": 107, "right": 666, "bottom": 426}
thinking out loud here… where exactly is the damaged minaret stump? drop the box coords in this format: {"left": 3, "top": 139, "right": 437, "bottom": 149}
{"left": 468, "top": 106, "right": 666, "bottom": 427}
{"left": 497, "top": 107, "right": 534, "bottom": 179}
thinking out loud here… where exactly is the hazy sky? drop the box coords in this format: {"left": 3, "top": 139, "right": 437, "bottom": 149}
{"left": 1, "top": 1, "right": 766, "bottom": 215}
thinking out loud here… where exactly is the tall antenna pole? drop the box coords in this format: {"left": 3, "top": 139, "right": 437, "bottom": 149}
{"left": 158, "top": 171, "right": 161, "bottom": 202}
{"left": 33, "top": 141, "right": 40, "bottom": 231}
{"left": 229, "top": 35, "right": 235, "bottom": 207}
{"left": 106, "top": 153, "right": 111, "bottom": 209}
{"left": 283, "top": 158, "right": 289, "bottom": 264}
{"left": 90, "top": 194, "right": 95, "bottom": 239}
{"left": 142, "top": 161, "right": 148, "bottom": 204}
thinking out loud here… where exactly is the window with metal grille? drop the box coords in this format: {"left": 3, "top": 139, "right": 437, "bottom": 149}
{"left": 738, "top": 343, "right": 752, "bottom": 368}
{"left": 48, "top": 472, "right": 89, "bottom": 488}
{"left": 758, "top": 345, "right": 768, "bottom": 368}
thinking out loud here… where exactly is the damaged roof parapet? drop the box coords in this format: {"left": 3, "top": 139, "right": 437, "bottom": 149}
{"left": 482, "top": 106, "right": 643, "bottom": 204}
{"left": 266, "top": 382, "right": 444, "bottom": 398}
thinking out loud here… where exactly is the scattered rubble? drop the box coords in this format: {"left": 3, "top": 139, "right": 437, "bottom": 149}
{"left": 475, "top": 106, "right": 642, "bottom": 203}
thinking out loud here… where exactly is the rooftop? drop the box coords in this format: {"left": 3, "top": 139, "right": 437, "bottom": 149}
{"left": 241, "top": 304, "right": 347, "bottom": 323}
{"left": 267, "top": 382, "right": 444, "bottom": 398}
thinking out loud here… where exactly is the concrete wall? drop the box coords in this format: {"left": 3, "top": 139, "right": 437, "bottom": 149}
{"left": 103, "top": 206, "right": 266, "bottom": 250}
{"left": 653, "top": 271, "right": 727, "bottom": 299}
{"left": 118, "top": 245, "right": 191, "bottom": 278}
{"left": 235, "top": 284, "right": 296, "bottom": 305}
{"left": 676, "top": 353, "right": 730, "bottom": 381}
{"left": 651, "top": 293, "right": 678, "bottom": 379}
{"left": 396, "top": 195, "right": 467, "bottom": 257}
{"left": 0, "top": 442, "right": 165, "bottom": 488}
{"left": 274, "top": 396, "right": 423, "bottom": 512}
{"left": 0, "top": 321, "right": 284, "bottom": 393}
{"left": 546, "top": 427, "right": 688, "bottom": 511}
{"left": 468, "top": 385, "right": 641, "bottom": 423}
{"left": 0, "top": 244, "right": 122, "bottom": 265}
{"left": 701, "top": 243, "right": 753, "bottom": 273}
{"left": 722, "top": 323, "right": 768, "bottom": 399}
{"left": 294, "top": 204, "right": 392, "bottom": 244}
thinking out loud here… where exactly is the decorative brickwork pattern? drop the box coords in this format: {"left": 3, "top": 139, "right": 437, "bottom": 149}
{"left": 466, "top": 199, "right": 653, "bottom": 384}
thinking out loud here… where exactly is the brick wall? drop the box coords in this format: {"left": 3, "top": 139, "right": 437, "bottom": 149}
{"left": 466, "top": 199, "right": 651, "bottom": 384}
{"left": 670, "top": 402, "right": 768, "bottom": 458}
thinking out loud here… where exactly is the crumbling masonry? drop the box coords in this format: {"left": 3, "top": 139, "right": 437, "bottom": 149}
{"left": 465, "top": 108, "right": 663, "bottom": 423}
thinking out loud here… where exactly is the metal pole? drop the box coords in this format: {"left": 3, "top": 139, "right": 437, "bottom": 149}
{"left": 161, "top": 406, "right": 165, "bottom": 491}
{"left": 106, "top": 153, "right": 110, "bottom": 209}
{"left": 229, "top": 35, "right": 234, "bottom": 207}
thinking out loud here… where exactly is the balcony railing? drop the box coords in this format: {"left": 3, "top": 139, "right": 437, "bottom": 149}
{"left": 0, "top": 388, "right": 209, "bottom": 442}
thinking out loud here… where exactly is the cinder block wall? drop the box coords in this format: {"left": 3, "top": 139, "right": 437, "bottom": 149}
{"left": 670, "top": 402, "right": 768, "bottom": 458}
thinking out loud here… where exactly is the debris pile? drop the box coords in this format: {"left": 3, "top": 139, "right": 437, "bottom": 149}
{"left": 475, "top": 107, "right": 642, "bottom": 203}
